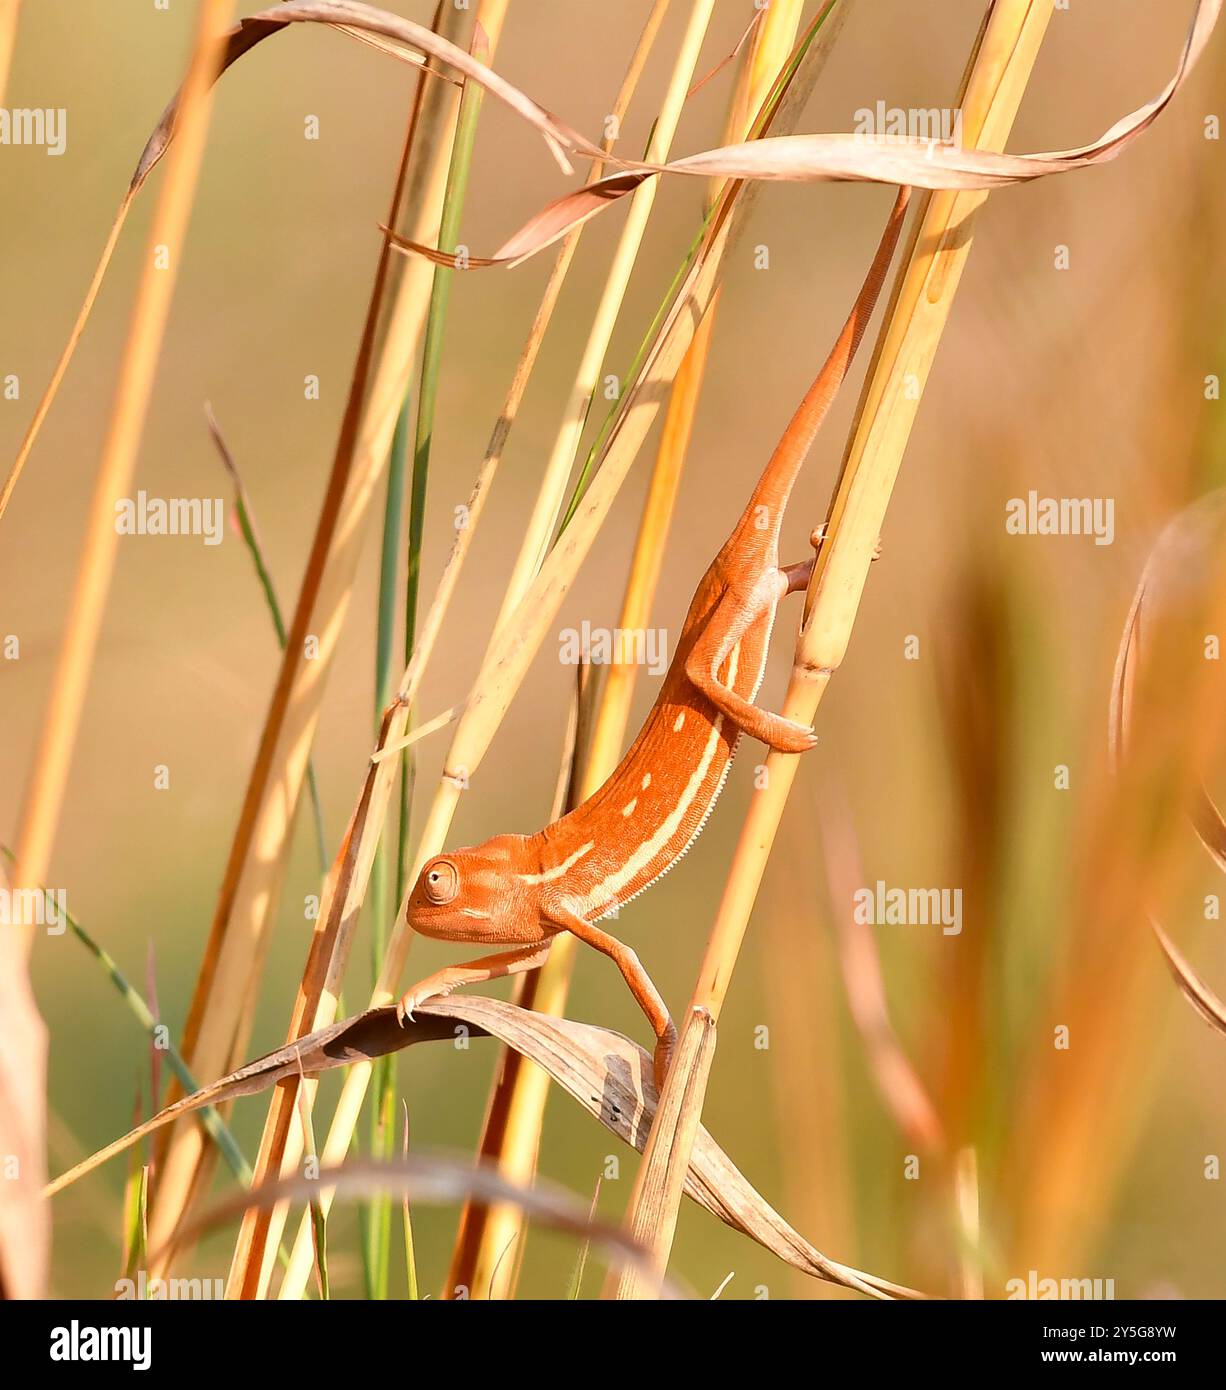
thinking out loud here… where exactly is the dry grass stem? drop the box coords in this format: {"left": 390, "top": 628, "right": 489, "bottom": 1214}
{"left": 12, "top": 0, "right": 236, "bottom": 939}
{"left": 619, "top": 0, "right": 1055, "bottom": 1287}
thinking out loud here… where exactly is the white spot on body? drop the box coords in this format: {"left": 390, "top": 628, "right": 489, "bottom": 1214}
{"left": 576, "top": 645, "right": 741, "bottom": 918}
{"left": 673, "top": 712, "right": 685, "bottom": 732}
{"left": 641, "top": 773, "right": 651, "bottom": 790}
{"left": 622, "top": 799, "right": 637, "bottom": 817}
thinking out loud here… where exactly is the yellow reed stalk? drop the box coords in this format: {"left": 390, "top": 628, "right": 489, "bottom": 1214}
{"left": 11, "top": 0, "right": 236, "bottom": 953}
{"left": 954, "top": 1147, "right": 984, "bottom": 1300}
{"left": 487, "top": 0, "right": 716, "bottom": 637}
{"left": 374, "top": 0, "right": 672, "bottom": 762}
{"left": 148, "top": 3, "right": 473, "bottom": 1274}
{"left": 456, "top": 0, "right": 808, "bottom": 1300}
{"left": 611, "top": 1005, "right": 715, "bottom": 1301}
{"left": 614, "top": 0, "right": 1057, "bottom": 1294}
{"left": 213, "top": 5, "right": 490, "bottom": 1298}
{"left": 0, "top": 1, "right": 20, "bottom": 109}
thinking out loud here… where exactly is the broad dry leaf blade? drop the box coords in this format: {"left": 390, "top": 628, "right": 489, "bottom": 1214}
{"left": 47, "top": 998, "right": 923, "bottom": 1299}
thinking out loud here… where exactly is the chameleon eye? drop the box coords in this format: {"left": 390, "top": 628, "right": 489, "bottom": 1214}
{"left": 423, "top": 859, "right": 459, "bottom": 905}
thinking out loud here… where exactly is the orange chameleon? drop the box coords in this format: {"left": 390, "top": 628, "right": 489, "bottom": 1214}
{"left": 397, "top": 188, "right": 910, "bottom": 1086}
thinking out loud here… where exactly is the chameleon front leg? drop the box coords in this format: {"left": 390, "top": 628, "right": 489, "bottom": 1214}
{"left": 396, "top": 942, "right": 552, "bottom": 1025}
{"left": 544, "top": 901, "right": 677, "bottom": 1090}
{"left": 684, "top": 577, "right": 818, "bottom": 754}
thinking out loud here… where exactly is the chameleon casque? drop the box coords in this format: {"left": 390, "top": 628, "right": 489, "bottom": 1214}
{"left": 397, "top": 188, "right": 910, "bottom": 1086}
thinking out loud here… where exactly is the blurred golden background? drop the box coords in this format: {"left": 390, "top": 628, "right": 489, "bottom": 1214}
{"left": 2, "top": 0, "right": 1224, "bottom": 1298}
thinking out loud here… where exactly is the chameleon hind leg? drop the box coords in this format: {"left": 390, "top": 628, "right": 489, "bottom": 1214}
{"left": 683, "top": 576, "right": 818, "bottom": 754}
{"left": 396, "top": 942, "right": 552, "bottom": 1025}
{"left": 545, "top": 901, "right": 677, "bottom": 1091}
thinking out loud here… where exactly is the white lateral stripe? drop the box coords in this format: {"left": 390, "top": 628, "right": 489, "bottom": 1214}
{"left": 516, "top": 840, "right": 594, "bottom": 884}
{"left": 577, "top": 643, "right": 740, "bottom": 916}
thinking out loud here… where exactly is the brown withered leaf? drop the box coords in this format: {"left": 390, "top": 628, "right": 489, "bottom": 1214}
{"left": 161, "top": 1153, "right": 680, "bottom": 1298}
{"left": 393, "top": 0, "right": 1220, "bottom": 268}
{"left": 1152, "top": 920, "right": 1226, "bottom": 1038}
{"left": 48, "top": 998, "right": 924, "bottom": 1299}
{"left": 134, "top": 1, "right": 1221, "bottom": 266}
{"left": 131, "top": 0, "right": 602, "bottom": 193}
{"left": 1110, "top": 490, "right": 1226, "bottom": 1040}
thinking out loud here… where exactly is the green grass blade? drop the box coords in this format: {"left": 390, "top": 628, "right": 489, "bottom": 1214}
{"left": 565, "top": 1175, "right": 601, "bottom": 1299}
{"left": 401, "top": 1101, "right": 419, "bottom": 1300}
{"left": 0, "top": 847, "right": 255, "bottom": 1190}
{"left": 206, "top": 405, "right": 329, "bottom": 875}
{"left": 397, "top": 26, "right": 491, "bottom": 899}
{"left": 362, "top": 380, "right": 411, "bottom": 1301}
{"left": 294, "top": 1070, "right": 330, "bottom": 1301}
{"left": 121, "top": 1160, "right": 149, "bottom": 1285}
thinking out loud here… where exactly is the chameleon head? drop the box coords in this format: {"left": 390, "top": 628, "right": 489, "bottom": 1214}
{"left": 406, "top": 836, "right": 545, "bottom": 945}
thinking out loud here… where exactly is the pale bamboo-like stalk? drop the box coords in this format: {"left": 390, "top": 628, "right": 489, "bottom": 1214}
{"left": 456, "top": 0, "right": 808, "bottom": 1300}
{"left": 610, "top": 1007, "right": 716, "bottom": 1300}
{"left": 486, "top": 0, "right": 716, "bottom": 638}
{"left": 148, "top": 3, "right": 471, "bottom": 1272}
{"left": 275, "top": 1, "right": 717, "bottom": 1299}
{"left": 274, "top": 0, "right": 850, "bottom": 1301}
{"left": 615, "top": 0, "right": 1057, "bottom": 1292}
{"left": 381, "top": 0, "right": 672, "bottom": 738}
{"left": 219, "top": 4, "right": 496, "bottom": 1299}
{"left": 11, "top": 0, "right": 236, "bottom": 953}
{"left": 0, "top": 1, "right": 20, "bottom": 111}
{"left": 954, "top": 1147, "right": 984, "bottom": 1300}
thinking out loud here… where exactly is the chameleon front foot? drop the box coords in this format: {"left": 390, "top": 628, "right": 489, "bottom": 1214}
{"left": 809, "top": 524, "right": 882, "bottom": 560}
{"left": 395, "top": 944, "right": 554, "bottom": 1027}
{"left": 395, "top": 980, "right": 448, "bottom": 1026}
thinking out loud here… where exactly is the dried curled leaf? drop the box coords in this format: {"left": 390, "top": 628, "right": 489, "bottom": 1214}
{"left": 164, "top": 1152, "right": 678, "bottom": 1298}
{"left": 1152, "top": 919, "right": 1226, "bottom": 1037}
{"left": 395, "top": 0, "right": 1221, "bottom": 268}
{"left": 47, "top": 998, "right": 925, "bottom": 1300}
{"left": 132, "top": 0, "right": 603, "bottom": 193}
{"left": 137, "top": 1, "right": 1220, "bottom": 265}
{"left": 1110, "top": 490, "right": 1226, "bottom": 1039}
